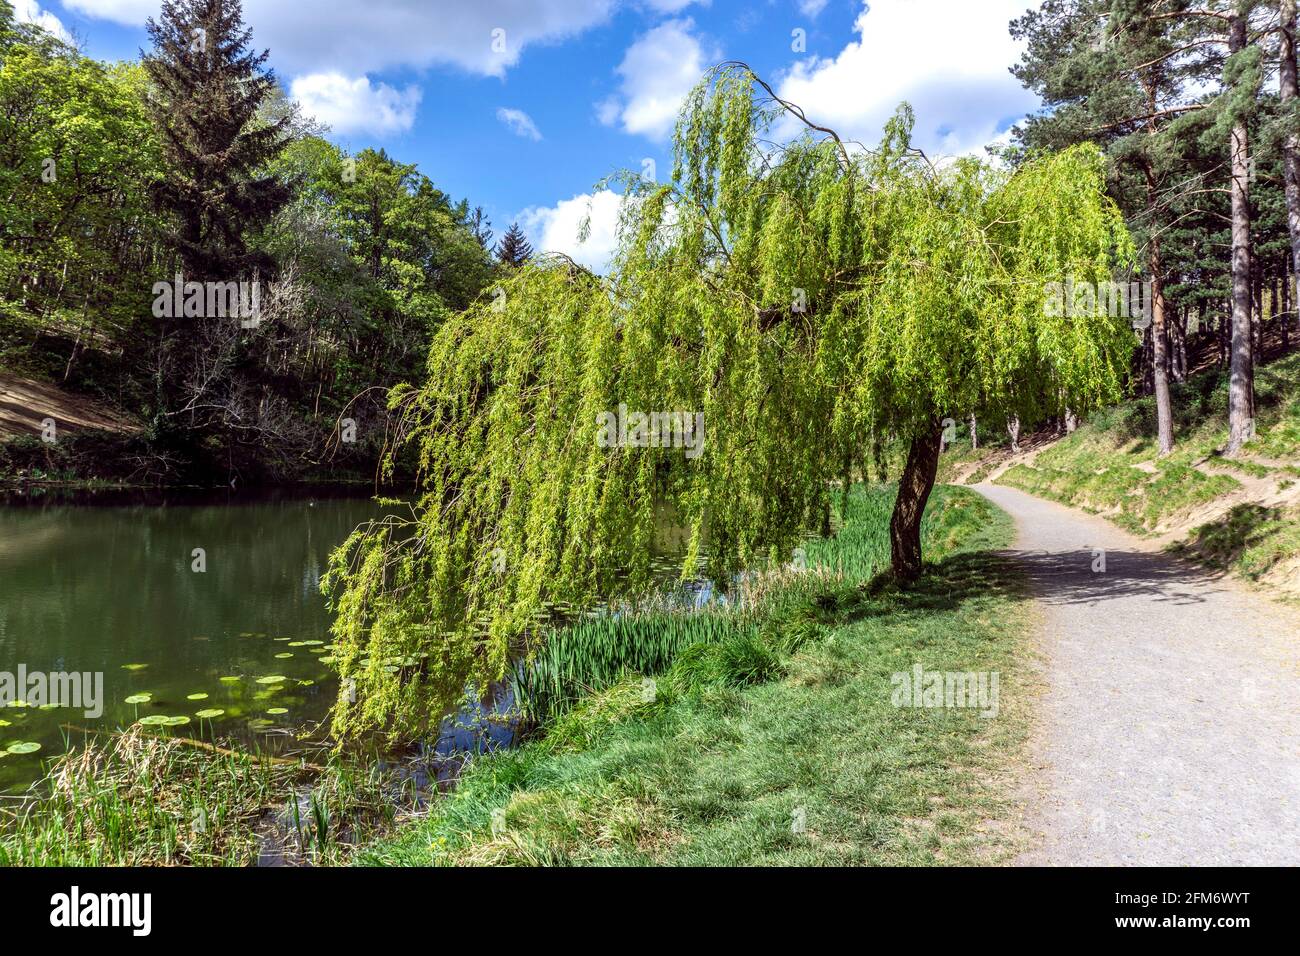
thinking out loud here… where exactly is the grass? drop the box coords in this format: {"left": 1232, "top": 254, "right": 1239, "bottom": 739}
{"left": 993, "top": 351, "right": 1300, "bottom": 534}
{"left": 358, "top": 484, "right": 1033, "bottom": 866}
{"left": 0, "top": 727, "right": 404, "bottom": 866}
{"left": 1172, "top": 502, "right": 1300, "bottom": 585}
{"left": 519, "top": 484, "right": 972, "bottom": 724}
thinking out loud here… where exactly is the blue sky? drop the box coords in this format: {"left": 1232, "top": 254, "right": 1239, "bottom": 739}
{"left": 15, "top": 0, "right": 1042, "bottom": 270}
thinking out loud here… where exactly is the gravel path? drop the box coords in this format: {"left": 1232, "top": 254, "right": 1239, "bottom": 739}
{"left": 973, "top": 484, "right": 1300, "bottom": 866}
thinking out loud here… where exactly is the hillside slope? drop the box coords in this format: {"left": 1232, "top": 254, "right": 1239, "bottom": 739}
{"left": 940, "top": 350, "right": 1300, "bottom": 600}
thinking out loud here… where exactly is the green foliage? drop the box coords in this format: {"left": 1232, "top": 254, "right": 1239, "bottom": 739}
{"left": 0, "top": 35, "right": 160, "bottom": 368}
{"left": 0, "top": 5, "right": 494, "bottom": 483}
{"left": 143, "top": 0, "right": 291, "bottom": 278}
{"left": 355, "top": 488, "right": 1024, "bottom": 867}
{"left": 997, "top": 349, "right": 1300, "bottom": 533}
{"left": 1177, "top": 502, "right": 1300, "bottom": 584}
{"left": 324, "top": 64, "right": 1135, "bottom": 741}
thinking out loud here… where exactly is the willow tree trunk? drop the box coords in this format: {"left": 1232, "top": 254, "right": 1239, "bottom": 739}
{"left": 1281, "top": 0, "right": 1300, "bottom": 349}
{"left": 1226, "top": 9, "right": 1256, "bottom": 456}
{"left": 889, "top": 419, "right": 944, "bottom": 585}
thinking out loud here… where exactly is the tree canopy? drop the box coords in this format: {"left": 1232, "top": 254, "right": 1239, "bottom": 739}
{"left": 323, "top": 63, "right": 1135, "bottom": 740}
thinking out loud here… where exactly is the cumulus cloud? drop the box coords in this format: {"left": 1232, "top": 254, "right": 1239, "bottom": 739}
{"left": 290, "top": 73, "right": 422, "bottom": 136}
{"left": 797, "top": 0, "right": 829, "bottom": 16}
{"left": 518, "top": 189, "right": 625, "bottom": 273}
{"left": 777, "top": 0, "right": 1038, "bottom": 158}
{"left": 63, "top": 0, "right": 617, "bottom": 78}
{"left": 496, "top": 107, "right": 542, "bottom": 141}
{"left": 12, "top": 0, "right": 72, "bottom": 41}
{"left": 642, "top": 0, "right": 703, "bottom": 11}
{"left": 600, "top": 18, "right": 719, "bottom": 140}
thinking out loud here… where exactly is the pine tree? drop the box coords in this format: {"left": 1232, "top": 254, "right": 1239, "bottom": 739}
{"left": 143, "top": 0, "right": 290, "bottom": 280}
{"left": 494, "top": 222, "right": 534, "bottom": 268}
{"left": 1011, "top": 0, "right": 1214, "bottom": 456}
{"left": 1277, "top": 0, "right": 1300, "bottom": 358}
{"left": 468, "top": 205, "right": 493, "bottom": 250}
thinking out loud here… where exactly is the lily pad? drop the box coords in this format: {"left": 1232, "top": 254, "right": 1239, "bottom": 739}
{"left": 266, "top": 707, "right": 288, "bottom": 715}
{"left": 6, "top": 741, "right": 41, "bottom": 754}
{"left": 137, "top": 715, "right": 171, "bottom": 726}
{"left": 186, "top": 693, "right": 209, "bottom": 701}
{"left": 5, "top": 700, "right": 29, "bottom": 708}
{"left": 255, "top": 675, "right": 287, "bottom": 685}
{"left": 121, "top": 663, "right": 149, "bottom": 671}
{"left": 274, "top": 653, "right": 293, "bottom": 660}
{"left": 0, "top": 720, "right": 10, "bottom": 728}
{"left": 161, "top": 716, "right": 191, "bottom": 727}
{"left": 195, "top": 708, "right": 225, "bottom": 719}
{"left": 297, "top": 679, "right": 315, "bottom": 687}
{"left": 218, "top": 676, "right": 241, "bottom": 684}
{"left": 124, "top": 694, "right": 152, "bottom": 705}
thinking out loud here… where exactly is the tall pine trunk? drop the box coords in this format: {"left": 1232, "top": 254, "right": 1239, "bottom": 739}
{"left": 889, "top": 419, "right": 944, "bottom": 585}
{"left": 1226, "top": 8, "right": 1256, "bottom": 455}
{"left": 1281, "top": 0, "right": 1300, "bottom": 349}
{"left": 1144, "top": 157, "right": 1175, "bottom": 454}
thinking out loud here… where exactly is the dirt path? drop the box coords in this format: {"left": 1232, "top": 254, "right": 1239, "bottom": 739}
{"left": 973, "top": 483, "right": 1300, "bottom": 866}
{"left": 0, "top": 374, "right": 136, "bottom": 439}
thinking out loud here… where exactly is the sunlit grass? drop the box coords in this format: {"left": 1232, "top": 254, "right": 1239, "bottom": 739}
{"left": 358, "top": 485, "right": 1032, "bottom": 867}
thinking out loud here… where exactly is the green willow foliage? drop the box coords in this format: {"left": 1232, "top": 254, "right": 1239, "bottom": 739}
{"left": 323, "top": 64, "right": 1135, "bottom": 740}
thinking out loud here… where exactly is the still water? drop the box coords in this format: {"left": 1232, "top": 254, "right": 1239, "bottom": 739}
{"left": 0, "top": 487, "right": 380, "bottom": 792}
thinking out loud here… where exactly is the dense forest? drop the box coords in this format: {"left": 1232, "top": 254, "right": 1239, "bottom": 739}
{"left": 0, "top": 0, "right": 524, "bottom": 485}
{"left": 2, "top": 0, "right": 1297, "bottom": 488}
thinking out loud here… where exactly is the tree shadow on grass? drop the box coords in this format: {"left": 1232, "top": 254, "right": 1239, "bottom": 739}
{"left": 826, "top": 550, "right": 1030, "bottom": 628}
{"left": 1170, "top": 503, "right": 1280, "bottom": 572}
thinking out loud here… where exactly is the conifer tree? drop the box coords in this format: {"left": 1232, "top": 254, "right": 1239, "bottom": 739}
{"left": 143, "top": 0, "right": 290, "bottom": 280}
{"left": 494, "top": 222, "right": 534, "bottom": 268}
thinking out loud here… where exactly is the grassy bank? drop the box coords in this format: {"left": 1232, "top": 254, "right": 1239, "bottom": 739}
{"left": 359, "top": 484, "right": 1033, "bottom": 866}
{"left": 986, "top": 352, "right": 1300, "bottom": 593}
{"left": 0, "top": 728, "right": 405, "bottom": 866}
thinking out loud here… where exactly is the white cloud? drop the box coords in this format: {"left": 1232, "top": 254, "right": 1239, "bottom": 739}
{"left": 63, "top": 0, "right": 617, "bottom": 78}
{"left": 12, "top": 0, "right": 72, "bottom": 41}
{"left": 518, "top": 189, "right": 625, "bottom": 273}
{"left": 642, "top": 0, "right": 703, "bottom": 11}
{"left": 601, "top": 18, "right": 719, "bottom": 140}
{"left": 290, "top": 73, "right": 422, "bottom": 136}
{"left": 797, "top": 0, "right": 829, "bottom": 16}
{"left": 777, "top": 0, "right": 1039, "bottom": 158}
{"left": 496, "top": 107, "right": 542, "bottom": 141}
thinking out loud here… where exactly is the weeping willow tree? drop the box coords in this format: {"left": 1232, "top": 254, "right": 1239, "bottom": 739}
{"left": 323, "top": 63, "right": 1135, "bottom": 740}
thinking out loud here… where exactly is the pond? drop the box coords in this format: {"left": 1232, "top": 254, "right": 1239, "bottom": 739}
{"left": 0, "top": 486, "right": 719, "bottom": 793}
{"left": 0, "top": 485, "right": 380, "bottom": 792}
